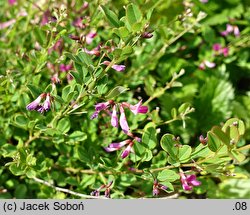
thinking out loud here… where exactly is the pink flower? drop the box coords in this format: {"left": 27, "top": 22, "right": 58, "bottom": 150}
{"left": 199, "top": 60, "right": 216, "bottom": 70}
{"left": 121, "top": 141, "right": 134, "bottom": 158}
{"left": 102, "top": 61, "right": 126, "bottom": 72}
{"left": 152, "top": 180, "right": 168, "bottom": 196}
{"left": 26, "top": 94, "right": 44, "bottom": 110}
{"left": 43, "top": 94, "right": 51, "bottom": 111}
{"left": 59, "top": 64, "right": 72, "bottom": 72}
{"left": 221, "top": 24, "right": 240, "bottom": 37}
{"left": 90, "top": 101, "right": 111, "bottom": 119}
{"left": 111, "top": 105, "right": 118, "bottom": 128}
{"left": 142, "top": 32, "right": 153, "bottom": 39}
{"left": 222, "top": 47, "right": 229, "bottom": 57}
{"left": 212, "top": 43, "right": 229, "bottom": 57}
{"left": 72, "top": 17, "right": 86, "bottom": 29}
{"left": 0, "top": 19, "right": 16, "bottom": 30}
{"left": 112, "top": 64, "right": 126, "bottom": 72}
{"left": 213, "top": 43, "right": 221, "bottom": 52}
{"left": 199, "top": 0, "right": 208, "bottom": 3}
{"left": 104, "top": 139, "right": 134, "bottom": 159}
{"left": 86, "top": 32, "right": 97, "bottom": 44}
{"left": 26, "top": 93, "right": 52, "bottom": 113}
{"left": 48, "top": 38, "right": 63, "bottom": 55}
{"left": 51, "top": 73, "right": 60, "bottom": 84}
{"left": 180, "top": 173, "right": 201, "bottom": 191}
{"left": 119, "top": 105, "right": 130, "bottom": 134}
{"left": 83, "top": 46, "right": 101, "bottom": 56}
{"left": 104, "top": 139, "right": 130, "bottom": 152}
{"left": 8, "top": 0, "right": 16, "bottom": 5}
{"left": 41, "top": 10, "right": 51, "bottom": 26}
{"left": 128, "top": 100, "right": 148, "bottom": 115}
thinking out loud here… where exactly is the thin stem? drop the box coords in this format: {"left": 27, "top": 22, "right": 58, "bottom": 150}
{"left": 236, "top": 144, "right": 250, "bottom": 151}
{"left": 32, "top": 177, "right": 108, "bottom": 199}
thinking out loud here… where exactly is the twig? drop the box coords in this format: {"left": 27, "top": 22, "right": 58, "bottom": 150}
{"left": 32, "top": 177, "right": 108, "bottom": 199}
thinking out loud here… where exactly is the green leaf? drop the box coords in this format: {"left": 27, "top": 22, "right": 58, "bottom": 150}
{"left": 1, "top": 144, "right": 17, "bottom": 157}
{"left": 141, "top": 149, "right": 153, "bottom": 162}
{"left": 77, "top": 50, "right": 93, "bottom": 66}
{"left": 160, "top": 134, "right": 177, "bottom": 158}
{"left": 76, "top": 146, "right": 91, "bottom": 164}
{"left": 178, "top": 145, "right": 192, "bottom": 162}
{"left": 191, "top": 144, "right": 212, "bottom": 159}
{"left": 57, "top": 118, "right": 71, "bottom": 133}
{"left": 126, "top": 3, "right": 142, "bottom": 27}
{"left": 222, "top": 118, "right": 245, "bottom": 135}
{"left": 157, "top": 169, "right": 180, "bottom": 182}
{"left": 14, "top": 184, "right": 27, "bottom": 199}
{"left": 9, "top": 164, "right": 26, "bottom": 176}
{"left": 27, "top": 84, "right": 42, "bottom": 98}
{"left": 142, "top": 123, "right": 157, "bottom": 149}
{"left": 118, "top": 26, "right": 129, "bottom": 38}
{"left": 33, "top": 26, "right": 46, "bottom": 47}
{"left": 211, "top": 126, "right": 230, "bottom": 146}
{"left": 100, "top": 5, "right": 120, "bottom": 28}
{"left": 105, "top": 86, "right": 129, "bottom": 99}
{"left": 207, "top": 131, "right": 221, "bottom": 152}
{"left": 230, "top": 149, "right": 246, "bottom": 163}
{"left": 14, "top": 115, "right": 28, "bottom": 128}
{"left": 68, "top": 131, "right": 87, "bottom": 144}
{"left": 226, "top": 125, "right": 240, "bottom": 144}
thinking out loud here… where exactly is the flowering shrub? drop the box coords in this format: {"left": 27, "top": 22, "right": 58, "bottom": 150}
{"left": 0, "top": 0, "right": 250, "bottom": 199}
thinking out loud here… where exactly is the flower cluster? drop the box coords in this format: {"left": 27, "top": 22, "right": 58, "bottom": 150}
{"left": 91, "top": 100, "right": 148, "bottom": 158}
{"left": 152, "top": 180, "right": 168, "bottom": 196}
{"left": 213, "top": 43, "right": 229, "bottom": 57}
{"left": 90, "top": 181, "right": 113, "bottom": 198}
{"left": 180, "top": 172, "right": 201, "bottom": 191}
{"left": 91, "top": 100, "right": 148, "bottom": 134}
{"left": 26, "top": 93, "right": 52, "bottom": 113}
{"left": 221, "top": 24, "right": 240, "bottom": 37}
{"left": 104, "top": 135, "right": 141, "bottom": 159}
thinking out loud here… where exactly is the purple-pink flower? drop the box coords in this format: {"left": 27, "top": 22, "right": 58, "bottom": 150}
{"left": 121, "top": 142, "right": 133, "bottom": 159}
{"left": 111, "top": 105, "right": 119, "bottom": 128}
{"left": 104, "top": 139, "right": 131, "bottom": 152}
{"left": 180, "top": 173, "right": 201, "bottom": 191}
{"left": 26, "top": 94, "right": 45, "bottom": 111}
{"left": 90, "top": 101, "right": 111, "bottom": 119}
{"left": 104, "top": 139, "right": 136, "bottom": 159}
{"left": 86, "top": 31, "right": 97, "bottom": 44}
{"left": 127, "top": 100, "right": 148, "bottom": 115}
{"left": 0, "top": 19, "right": 16, "bottom": 30}
{"left": 59, "top": 64, "right": 72, "bottom": 72}
{"left": 102, "top": 61, "right": 126, "bottom": 72}
{"left": 152, "top": 180, "right": 168, "bottom": 196}
{"left": 8, "top": 0, "right": 16, "bottom": 5}
{"left": 199, "top": 60, "right": 216, "bottom": 70}
{"left": 91, "top": 100, "right": 148, "bottom": 134}
{"left": 26, "top": 93, "right": 52, "bottom": 113}
{"left": 213, "top": 43, "right": 229, "bottom": 57}
{"left": 221, "top": 24, "right": 240, "bottom": 37}
{"left": 83, "top": 46, "right": 101, "bottom": 56}
{"left": 119, "top": 105, "right": 130, "bottom": 134}
{"left": 91, "top": 181, "right": 113, "bottom": 198}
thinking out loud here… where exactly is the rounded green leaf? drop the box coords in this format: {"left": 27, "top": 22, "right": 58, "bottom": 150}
{"left": 178, "top": 145, "right": 192, "bottom": 162}
{"left": 207, "top": 131, "right": 221, "bottom": 152}
{"left": 157, "top": 169, "right": 180, "bottom": 182}
{"left": 142, "top": 123, "right": 157, "bottom": 149}
{"left": 105, "top": 86, "right": 129, "bottom": 99}
{"left": 57, "top": 118, "right": 71, "bottom": 133}
{"left": 160, "top": 134, "right": 177, "bottom": 158}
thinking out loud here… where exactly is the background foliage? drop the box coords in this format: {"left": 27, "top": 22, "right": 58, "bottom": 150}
{"left": 0, "top": 0, "right": 250, "bottom": 199}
